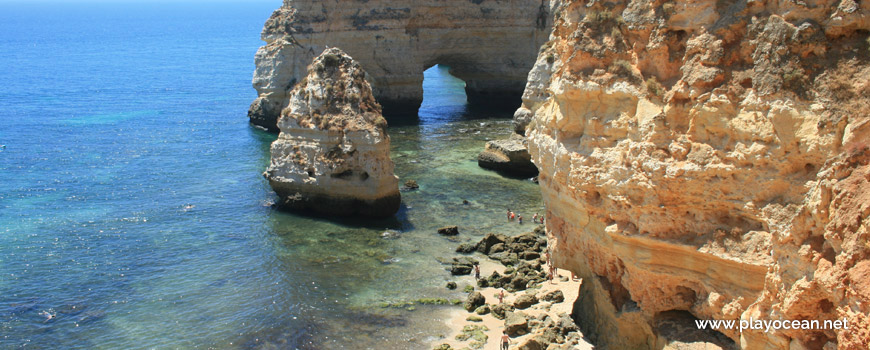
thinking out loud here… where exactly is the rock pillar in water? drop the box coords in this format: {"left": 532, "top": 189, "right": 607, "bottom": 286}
{"left": 264, "top": 48, "right": 400, "bottom": 217}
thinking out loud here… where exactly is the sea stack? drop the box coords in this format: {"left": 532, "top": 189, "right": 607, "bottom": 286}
{"left": 264, "top": 48, "right": 400, "bottom": 217}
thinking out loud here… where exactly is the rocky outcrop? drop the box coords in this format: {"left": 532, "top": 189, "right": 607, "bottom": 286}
{"left": 478, "top": 133, "right": 539, "bottom": 177}
{"left": 264, "top": 48, "right": 400, "bottom": 217}
{"left": 523, "top": 0, "right": 870, "bottom": 348}
{"left": 465, "top": 292, "right": 486, "bottom": 312}
{"left": 249, "top": 0, "right": 558, "bottom": 130}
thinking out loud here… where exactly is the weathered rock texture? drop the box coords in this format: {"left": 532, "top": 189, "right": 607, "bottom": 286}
{"left": 264, "top": 48, "right": 400, "bottom": 217}
{"left": 522, "top": 0, "right": 870, "bottom": 348}
{"left": 478, "top": 133, "right": 539, "bottom": 177}
{"left": 249, "top": 0, "right": 557, "bottom": 130}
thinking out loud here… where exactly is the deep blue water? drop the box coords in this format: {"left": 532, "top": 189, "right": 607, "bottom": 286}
{"left": 0, "top": 2, "right": 542, "bottom": 349}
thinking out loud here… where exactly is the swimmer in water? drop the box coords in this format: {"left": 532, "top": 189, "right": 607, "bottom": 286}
{"left": 39, "top": 310, "right": 55, "bottom": 322}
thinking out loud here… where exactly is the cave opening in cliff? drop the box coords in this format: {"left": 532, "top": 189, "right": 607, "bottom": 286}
{"left": 654, "top": 310, "right": 737, "bottom": 349}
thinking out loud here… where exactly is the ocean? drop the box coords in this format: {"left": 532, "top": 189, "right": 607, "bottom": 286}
{"left": 0, "top": 1, "right": 542, "bottom": 349}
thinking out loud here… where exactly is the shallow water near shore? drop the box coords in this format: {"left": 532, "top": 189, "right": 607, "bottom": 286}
{"left": 0, "top": 2, "right": 542, "bottom": 349}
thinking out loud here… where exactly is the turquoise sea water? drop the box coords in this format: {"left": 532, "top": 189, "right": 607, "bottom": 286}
{"left": 0, "top": 2, "right": 542, "bottom": 349}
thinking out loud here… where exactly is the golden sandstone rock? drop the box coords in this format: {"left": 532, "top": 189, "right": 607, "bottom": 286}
{"left": 264, "top": 48, "right": 400, "bottom": 217}
{"left": 520, "top": 0, "right": 870, "bottom": 348}
{"left": 249, "top": 0, "right": 555, "bottom": 130}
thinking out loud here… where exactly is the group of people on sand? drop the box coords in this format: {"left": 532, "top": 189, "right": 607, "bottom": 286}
{"left": 506, "top": 209, "right": 544, "bottom": 225}
{"left": 477, "top": 249, "right": 564, "bottom": 350}
{"left": 476, "top": 212, "right": 577, "bottom": 350}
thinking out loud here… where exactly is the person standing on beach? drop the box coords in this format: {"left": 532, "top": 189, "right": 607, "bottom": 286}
{"left": 498, "top": 289, "right": 505, "bottom": 304}
{"left": 501, "top": 331, "right": 510, "bottom": 350}
{"left": 549, "top": 264, "right": 557, "bottom": 284}
{"left": 474, "top": 262, "right": 480, "bottom": 280}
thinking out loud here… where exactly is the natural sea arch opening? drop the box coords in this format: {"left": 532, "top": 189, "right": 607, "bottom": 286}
{"left": 390, "top": 64, "right": 520, "bottom": 127}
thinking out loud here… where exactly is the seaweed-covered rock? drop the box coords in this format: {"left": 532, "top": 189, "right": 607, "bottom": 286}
{"left": 489, "top": 252, "right": 519, "bottom": 266}
{"left": 489, "top": 243, "right": 506, "bottom": 254}
{"left": 475, "top": 304, "right": 491, "bottom": 315}
{"left": 542, "top": 290, "right": 564, "bottom": 303}
{"left": 449, "top": 257, "right": 477, "bottom": 275}
{"left": 519, "top": 251, "right": 541, "bottom": 260}
{"left": 456, "top": 243, "right": 477, "bottom": 254}
{"left": 475, "top": 233, "right": 506, "bottom": 254}
{"left": 451, "top": 264, "right": 473, "bottom": 276}
{"left": 514, "top": 294, "right": 539, "bottom": 309}
{"left": 491, "top": 303, "right": 515, "bottom": 320}
{"left": 464, "top": 292, "right": 486, "bottom": 312}
{"left": 504, "top": 311, "right": 530, "bottom": 336}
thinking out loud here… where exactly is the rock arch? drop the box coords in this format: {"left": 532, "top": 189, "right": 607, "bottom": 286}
{"left": 249, "top": 0, "right": 557, "bottom": 131}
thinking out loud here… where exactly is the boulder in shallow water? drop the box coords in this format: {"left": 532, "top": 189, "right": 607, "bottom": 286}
{"left": 263, "top": 48, "right": 400, "bottom": 217}
{"left": 478, "top": 133, "right": 538, "bottom": 177}
{"left": 437, "top": 226, "right": 459, "bottom": 236}
{"left": 475, "top": 233, "right": 507, "bottom": 254}
{"left": 401, "top": 179, "right": 419, "bottom": 191}
{"left": 449, "top": 257, "right": 477, "bottom": 275}
{"left": 456, "top": 243, "right": 477, "bottom": 254}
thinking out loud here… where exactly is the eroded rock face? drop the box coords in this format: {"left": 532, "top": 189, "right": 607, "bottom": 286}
{"left": 264, "top": 48, "right": 400, "bottom": 217}
{"left": 249, "top": 0, "right": 559, "bottom": 130}
{"left": 524, "top": 0, "right": 870, "bottom": 348}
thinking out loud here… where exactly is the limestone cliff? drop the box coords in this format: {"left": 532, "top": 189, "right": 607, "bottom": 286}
{"left": 249, "top": 0, "right": 557, "bottom": 130}
{"left": 264, "top": 48, "right": 400, "bottom": 217}
{"left": 521, "top": 0, "right": 870, "bottom": 348}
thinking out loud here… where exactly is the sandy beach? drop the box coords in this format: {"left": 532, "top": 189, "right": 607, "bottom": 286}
{"left": 433, "top": 261, "right": 594, "bottom": 350}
